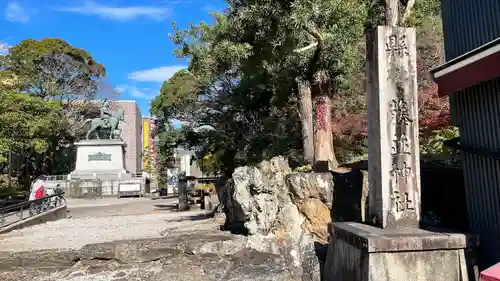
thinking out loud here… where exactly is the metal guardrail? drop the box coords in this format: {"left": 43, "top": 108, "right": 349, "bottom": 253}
{"left": 0, "top": 192, "right": 66, "bottom": 229}
{"left": 46, "top": 175, "right": 68, "bottom": 181}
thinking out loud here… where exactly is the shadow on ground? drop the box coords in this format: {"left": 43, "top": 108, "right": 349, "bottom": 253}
{"left": 154, "top": 204, "right": 211, "bottom": 222}
{"left": 174, "top": 214, "right": 209, "bottom": 221}
{"left": 150, "top": 195, "right": 177, "bottom": 200}
{"left": 154, "top": 204, "right": 178, "bottom": 211}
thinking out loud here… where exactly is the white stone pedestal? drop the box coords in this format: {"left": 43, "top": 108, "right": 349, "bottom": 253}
{"left": 70, "top": 139, "right": 127, "bottom": 177}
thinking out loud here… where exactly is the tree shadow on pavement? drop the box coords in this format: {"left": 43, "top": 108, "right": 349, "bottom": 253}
{"left": 153, "top": 204, "right": 178, "bottom": 211}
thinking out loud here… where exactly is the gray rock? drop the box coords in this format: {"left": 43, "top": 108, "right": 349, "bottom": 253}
{"left": 286, "top": 172, "right": 333, "bottom": 206}
{"left": 0, "top": 234, "right": 294, "bottom": 281}
{"left": 221, "top": 156, "right": 329, "bottom": 281}
{"left": 0, "top": 249, "right": 79, "bottom": 270}
{"left": 286, "top": 172, "right": 333, "bottom": 243}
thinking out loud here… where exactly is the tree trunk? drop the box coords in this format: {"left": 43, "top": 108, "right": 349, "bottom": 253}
{"left": 312, "top": 73, "right": 339, "bottom": 172}
{"left": 296, "top": 78, "right": 314, "bottom": 164}
{"left": 386, "top": 0, "right": 399, "bottom": 26}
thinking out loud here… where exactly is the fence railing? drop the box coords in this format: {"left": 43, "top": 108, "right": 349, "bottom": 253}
{"left": 0, "top": 192, "right": 66, "bottom": 229}
{"left": 46, "top": 175, "right": 68, "bottom": 181}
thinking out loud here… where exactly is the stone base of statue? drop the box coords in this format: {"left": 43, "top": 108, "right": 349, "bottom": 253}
{"left": 323, "top": 222, "right": 479, "bottom": 281}
{"left": 69, "top": 139, "right": 130, "bottom": 180}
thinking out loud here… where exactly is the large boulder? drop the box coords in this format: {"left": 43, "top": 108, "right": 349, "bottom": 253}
{"left": 219, "top": 156, "right": 334, "bottom": 281}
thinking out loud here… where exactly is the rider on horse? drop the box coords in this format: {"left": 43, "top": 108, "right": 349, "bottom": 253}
{"left": 100, "top": 99, "right": 112, "bottom": 127}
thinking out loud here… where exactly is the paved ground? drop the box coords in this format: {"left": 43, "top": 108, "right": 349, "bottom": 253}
{"left": 0, "top": 197, "right": 298, "bottom": 281}
{"left": 66, "top": 196, "right": 179, "bottom": 218}
{"left": 0, "top": 197, "right": 215, "bottom": 252}
{"left": 0, "top": 196, "right": 159, "bottom": 228}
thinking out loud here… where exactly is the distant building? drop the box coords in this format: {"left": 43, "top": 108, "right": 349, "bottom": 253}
{"left": 171, "top": 148, "right": 202, "bottom": 177}
{"left": 115, "top": 100, "right": 142, "bottom": 174}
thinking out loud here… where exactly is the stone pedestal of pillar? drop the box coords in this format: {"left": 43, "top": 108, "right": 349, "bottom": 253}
{"left": 324, "top": 222, "right": 478, "bottom": 281}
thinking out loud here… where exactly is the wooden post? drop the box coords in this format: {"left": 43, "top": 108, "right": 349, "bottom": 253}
{"left": 367, "top": 26, "right": 420, "bottom": 229}
{"left": 177, "top": 174, "right": 189, "bottom": 211}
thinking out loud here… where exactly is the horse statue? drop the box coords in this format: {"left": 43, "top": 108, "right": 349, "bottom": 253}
{"left": 80, "top": 108, "right": 125, "bottom": 140}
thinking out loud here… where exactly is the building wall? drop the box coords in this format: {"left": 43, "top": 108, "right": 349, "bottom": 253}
{"left": 441, "top": 0, "right": 500, "bottom": 268}
{"left": 173, "top": 148, "right": 194, "bottom": 176}
{"left": 116, "top": 101, "right": 142, "bottom": 174}
{"left": 142, "top": 117, "right": 157, "bottom": 171}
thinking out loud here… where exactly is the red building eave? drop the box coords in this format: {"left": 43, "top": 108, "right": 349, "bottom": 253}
{"left": 430, "top": 37, "right": 500, "bottom": 97}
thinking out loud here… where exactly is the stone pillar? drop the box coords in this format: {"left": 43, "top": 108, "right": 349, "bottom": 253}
{"left": 324, "top": 26, "right": 477, "bottom": 281}
{"left": 367, "top": 26, "right": 420, "bottom": 229}
{"left": 177, "top": 174, "right": 189, "bottom": 211}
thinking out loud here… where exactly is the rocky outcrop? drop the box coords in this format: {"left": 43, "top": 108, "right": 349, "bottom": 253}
{"left": 286, "top": 172, "right": 333, "bottom": 243}
{"left": 217, "top": 156, "right": 334, "bottom": 281}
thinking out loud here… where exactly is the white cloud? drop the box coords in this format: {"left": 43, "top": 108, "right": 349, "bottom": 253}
{"left": 127, "top": 65, "right": 186, "bottom": 83}
{"left": 130, "top": 88, "right": 152, "bottom": 99}
{"left": 115, "top": 85, "right": 128, "bottom": 93}
{"left": 0, "top": 41, "right": 11, "bottom": 56}
{"left": 55, "top": 0, "right": 171, "bottom": 21}
{"left": 5, "top": 1, "right": 30, "bottom": 23}
{"left": 116, "top": 84, "right": 158, "bottom": 100}
{"left": 202, "top": 4, "right": 215, "bottom": 11}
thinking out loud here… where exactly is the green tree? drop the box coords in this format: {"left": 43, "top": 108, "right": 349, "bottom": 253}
{"left": 6, "top": 38, "right": 105, "bottom": 98}
{"left": 0, "top": 92, "right": 62, "bottom": 159}
{"left": 3, "top": 38, "right": 110, "bottom": 128}
{"left": 152, "top": 0, "right": 449, "bottom": 175}
{"left": 151, "top": 120, "right": 185, "bottom": 180}
{"left": 169, "top": 0, "right": 367, "bottom": 170}
{"left": 0, "top": 90, "right": 63, "bottom": 189}
{"left": 0, "top": 38, "right": 108, "bottom": 188}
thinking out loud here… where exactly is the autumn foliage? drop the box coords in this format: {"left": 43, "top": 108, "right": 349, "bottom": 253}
{"left": 418, "top": 84, "right": 450, "bottom": 131}
{"left": 331, "top": 83, "right": 450, "bottom": 145}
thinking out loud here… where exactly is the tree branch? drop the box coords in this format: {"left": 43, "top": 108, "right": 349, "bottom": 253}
{"left": 303, "top": 25, "right": 324, "bottom": 81}
{"left": 293, "top": 42, "right": 318, "bottom": 53}
{"left": 402, "top": 0, "right": 416, "bottom": 22}
{"left": 304, "top": 25, "right": 324, "bottom": 42}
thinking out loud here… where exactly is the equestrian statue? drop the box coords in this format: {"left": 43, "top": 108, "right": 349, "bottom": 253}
{"left": 80, "top": 99, "right": 125, "bottom": 140}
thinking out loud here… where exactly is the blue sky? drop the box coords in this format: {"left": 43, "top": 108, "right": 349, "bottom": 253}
{"left": 0, "top": 0, "right": 226, "bottom": 123}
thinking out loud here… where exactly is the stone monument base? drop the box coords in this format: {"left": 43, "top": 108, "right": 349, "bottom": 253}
{"left": 62, "top": 139, "right": 139, "bottom": 198}
{"left": 70, "top": 139, "right": 128, "bottom": 180}
{"left": 324, "top": 222, "right": 478, "bottom": 281}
